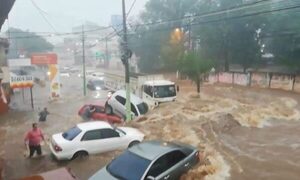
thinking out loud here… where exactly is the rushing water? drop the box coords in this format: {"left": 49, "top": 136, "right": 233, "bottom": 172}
{"left": 1, "top": 75, "right": 300, "bottom": 180}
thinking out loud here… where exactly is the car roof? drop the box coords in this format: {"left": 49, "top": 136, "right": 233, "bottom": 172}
{"left": 113, "top": 90, "right": 143, "bottom": 104}
{"left": 76, "top": 121, "right": 112, "bottom": 131}
{"left": 144, "top": 80, "right": 175, "bottom": 86}
{"left": 129, "top": 141, "right": 185, "bottom": 161}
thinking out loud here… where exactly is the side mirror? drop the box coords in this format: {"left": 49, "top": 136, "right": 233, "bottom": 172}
{"left": 146, "top": 176, "right": 155, "bottom": 180}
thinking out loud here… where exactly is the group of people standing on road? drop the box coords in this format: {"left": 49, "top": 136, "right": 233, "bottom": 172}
{"left": 24, "top": 107, "right": 49, "bottom": 158}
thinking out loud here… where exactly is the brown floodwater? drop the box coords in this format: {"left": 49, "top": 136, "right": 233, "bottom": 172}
{"left": 1, "top": 73, "right": 300, "bottom": 180}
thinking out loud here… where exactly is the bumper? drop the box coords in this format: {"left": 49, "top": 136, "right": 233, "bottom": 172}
{"left": 49, "top": 144, "right": 72, "bottom": 160}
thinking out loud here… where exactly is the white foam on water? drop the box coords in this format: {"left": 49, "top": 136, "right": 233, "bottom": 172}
{"left": 204, "top": 150, "right": 231, "bottom": 180}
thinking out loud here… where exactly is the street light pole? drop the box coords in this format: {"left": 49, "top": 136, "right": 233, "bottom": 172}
{"left": 82, "top": 25, "right": 87, "bottom": 96}
{"left": 122, "top": 0, "right": 132, "bottom": 121}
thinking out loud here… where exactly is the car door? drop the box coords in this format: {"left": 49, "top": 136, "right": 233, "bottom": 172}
{"left": 144, "top": 150, "right": 187, "bottom": 180}
{"left": 80, "top": 129, "right": 110, "bottom": 154}
{"left": 99, "top": 128, "right": 127, "bottom": 151}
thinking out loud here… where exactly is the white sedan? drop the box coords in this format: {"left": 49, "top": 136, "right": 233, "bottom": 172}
{"left": 49, "top": 121, "right": 144, "bottom": 160}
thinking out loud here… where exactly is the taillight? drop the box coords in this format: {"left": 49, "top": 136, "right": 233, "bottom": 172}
{"left": 54, "top": 145, "right": 62, "bottom": 152}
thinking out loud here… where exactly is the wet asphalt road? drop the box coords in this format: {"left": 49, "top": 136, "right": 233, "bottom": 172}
{"left": 1, "top": 75, "right": 117, "bottom": 179}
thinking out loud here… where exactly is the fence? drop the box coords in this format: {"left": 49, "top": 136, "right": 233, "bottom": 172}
{"left": 209, "top": 72, "right": 300, "bottom": 93}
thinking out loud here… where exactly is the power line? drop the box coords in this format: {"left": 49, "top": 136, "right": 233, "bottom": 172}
{"left": 127, "top": 3, "right": 300, "bottom": 36}
{"left": 7, "top": 0, "right": 296, "bottom": 39}
{"left": 8, "top": 0, "right": 275, "bottom": 37}
{"left": 30, "top": 0, "right": 57, "bottom": 33}
{"left": 130, "top": 0, "right": 279, "bottom": 30}
{"left": 127, "top": 0, "right": 137, "bottom": 18}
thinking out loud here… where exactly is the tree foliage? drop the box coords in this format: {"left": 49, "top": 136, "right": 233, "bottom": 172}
{"left": 129, "top": 0, "right": 300, "bottom": 73}
{"left": 179, "top": 52, "right": 213, "bottom": 93}
{"left": 7, "top": 28, "right": 54, "bottom": 58}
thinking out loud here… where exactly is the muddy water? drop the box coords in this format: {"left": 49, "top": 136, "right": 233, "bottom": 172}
{"left": 133, "top": 85, "right": 300, "bottom": 180}
{"left": 1, "top": 76, "right": 113, "bottom": 179}
{"left": 2, "top": 75, "right": 300, "bottom": 180}
{"left": 201, "top": 117, "right": 300, "bottom": 180}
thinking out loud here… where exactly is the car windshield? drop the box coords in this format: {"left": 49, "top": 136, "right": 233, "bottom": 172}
{"left": 115, "top": 127, "right": 126, "bottom": 136}
{"left": 93, "top": 80, "right": 104, "bottom": 86}
{"left": 154, "top": 85, "right": 176, "bottom": 98}
{"left": 137, "top": 102, "right": 148, "bottom": 115}
{"left": 62, "top": 126, "right": 82, "bottom": 141}
{"left": 107, "top": 151, "right": 151, "bottom": 180}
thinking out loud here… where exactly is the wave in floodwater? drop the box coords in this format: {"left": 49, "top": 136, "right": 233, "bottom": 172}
{"left": 140, "top": 91, "right": 300, "bottom": 180}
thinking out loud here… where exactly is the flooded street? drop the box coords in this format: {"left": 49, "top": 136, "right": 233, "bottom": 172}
{"left": 1, "top": 75, "right": 300, "bottom": 180}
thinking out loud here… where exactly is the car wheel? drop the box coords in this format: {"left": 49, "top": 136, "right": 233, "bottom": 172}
{"left": 128, "top": 141, "right": 140, "bottom": 148}
{"left": 72, "top": 151, "right": 88, "bottom": 160}
{"left": 105, "top": 104, "right": 113, "bottom": 115}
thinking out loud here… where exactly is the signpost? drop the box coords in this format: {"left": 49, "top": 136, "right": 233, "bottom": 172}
{"left": 31, "top": 53, "right": 60, "bottom": 99}
{"left": 10, "top": 75, "right": 34, "bottom": 109}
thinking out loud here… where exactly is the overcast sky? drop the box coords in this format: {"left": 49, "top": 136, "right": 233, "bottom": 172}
{"left": 2, "top": 0, "right": 148, "bottom": 33}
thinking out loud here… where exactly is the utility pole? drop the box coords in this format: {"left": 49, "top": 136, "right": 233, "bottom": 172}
{"left": 188, "top": 18, "right": 191, "bottom": 51}
{"left": 82, "top": 25, "right": 87, "bottom": 96}
{"left": 122, "top": 0, "right": 132, "bottom": 121}
{"left": 105, "top": 37, "right": 109, "bottom": 68}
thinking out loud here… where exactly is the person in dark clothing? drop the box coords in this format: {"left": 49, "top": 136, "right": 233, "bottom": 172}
{"left": 82, "top": 105, "right": 96, "bottom": 121}
{"left": 39, "top": 108, "right": 49, "bottom": 122}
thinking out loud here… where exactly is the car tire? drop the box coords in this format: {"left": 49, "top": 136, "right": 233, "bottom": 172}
{"left": 128, "top": 141, "right": 140, "bottom": 148}
{"left": 105, "top": 104, "right": 113, "bottom": 115}
{"left": 72, "top": 151, "right": 88, "bottom": 160}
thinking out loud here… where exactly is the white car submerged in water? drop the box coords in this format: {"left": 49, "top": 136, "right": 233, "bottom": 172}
{"left": 50, "top": 121, "right": 144, "bottom": 160}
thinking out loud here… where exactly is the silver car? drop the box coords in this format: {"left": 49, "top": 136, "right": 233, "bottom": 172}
{"left": 89, "top": 140, "right": 199, "bottom": 180}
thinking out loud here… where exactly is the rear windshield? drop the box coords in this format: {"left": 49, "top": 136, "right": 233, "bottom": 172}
{"left": 62, "top": 126, "right": 82, "bottom": 141}
{"left": 107, "top": 151, "right": 151, "bottom": 180}
{"left": 137, "top": 102, "right": 148, "bottom": 115}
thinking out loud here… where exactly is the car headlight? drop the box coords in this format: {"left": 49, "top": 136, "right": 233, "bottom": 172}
{"left": 96, "top": 87, "right": 101, "bottom": 90}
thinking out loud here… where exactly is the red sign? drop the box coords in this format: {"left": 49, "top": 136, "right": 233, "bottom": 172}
{"left": 31, "top": 53, "right": 57, "bottom": 65}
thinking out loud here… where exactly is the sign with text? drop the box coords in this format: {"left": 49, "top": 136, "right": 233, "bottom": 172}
{"left": 8, "top": 58, "right": 31, "bottom": 67}
{"left": 10, "top": 75, "right": 34, "bottom": 89}
{"left": 31, "top": 53, "right": 58, "bottom": 65}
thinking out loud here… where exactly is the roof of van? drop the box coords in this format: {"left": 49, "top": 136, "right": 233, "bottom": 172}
{"left": 143, "top": 80, "right": 175, "bottom": 86}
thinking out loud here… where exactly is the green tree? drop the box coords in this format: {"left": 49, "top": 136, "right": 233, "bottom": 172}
{"left": 7, "top": 28, "right": 54, "bottom": 58}
{"left": 129, "top": 0, "right": 201, "bottom": 73}
{"left": 263, "top": 9, "right": 300, "bottom": 71}
{"left": 179, "top": 52, "right": 213, "bottom": 94}
{"left": 193, "top": 0, "right": 267, "bottom": 72}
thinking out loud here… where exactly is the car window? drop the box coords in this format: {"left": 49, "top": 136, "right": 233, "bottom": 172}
{"left": 137, "top": 102, "right": 149, "bottom": 115}
{"left": 146, "top": 150, "right": 186, "bottom": 178}
{"left": 93, "top": 80, "right": 104, "bottom": 85}
{"left": 131, "top": 103, "right": 138, "bottom": 116}
{"left": 107, "top": 151, "right": 151, "bottom": 180}
{"left": 100, "top": 128, "right": 120, "bottom": 139}
{"left": 115, "top": 95, "right": 126, "bottom": 105}
{"left": 62, "top": 126, "right": 82, "bottom": 141}
{"left": 81, "top": 130, "right": 102, "bottom": 141}
{"left": 143, "top": 85, "right": 153, "bottom": 97}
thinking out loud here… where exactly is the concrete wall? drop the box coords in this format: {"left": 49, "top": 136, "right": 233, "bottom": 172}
{"left": 209, "top": 72, "right": 300, "bottom": 93}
